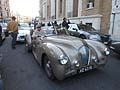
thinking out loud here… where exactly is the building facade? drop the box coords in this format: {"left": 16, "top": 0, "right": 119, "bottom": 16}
{"left": 0, "top": 0, "right": 10, "bottom": 22}
{"left": 39, "top": 0, "right": 112, "bottom": 34}
{"left": 109, "top": 0, "right": 120, "bottom": 40}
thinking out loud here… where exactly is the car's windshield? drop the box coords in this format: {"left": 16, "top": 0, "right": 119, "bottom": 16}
{"left": 77, "top": 24, "right": 96, "bottom": 31}
{"left": 18, "top": 23, "right": 32, "bottom": 30}
{"left": 36, "top": 26, "right": 70, "bottom": 37}
{"left": 19, "top": 23, "right": 29, "bottom": 27}
{"left": 19, "top": 26, "right": 31, "bottom": 30}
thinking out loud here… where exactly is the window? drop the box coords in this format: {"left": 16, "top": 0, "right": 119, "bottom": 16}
{"left": 86, "top": 23, "right": 92, "bottom": 26}
{"left": 51, "top": 0, "right": 55, "bottom": 18}
{"left": 60, "top": 0, "right": 62, "bottom": 14}
{"left": 73, "top": 0, "right": 78, "bottom": 17}
{"left": 66, "top": 0, "right": 73, "bottom": 17}
{"left": 87, "top": 0, "right": 94, "bottom": 9}
{"left": 67, "top": 12, "right": 72, "bottom": 17}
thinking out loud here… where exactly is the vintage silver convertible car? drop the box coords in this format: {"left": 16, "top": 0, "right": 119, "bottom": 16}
{"left": 25, "top": 27, "right": 110, "bottom": 80}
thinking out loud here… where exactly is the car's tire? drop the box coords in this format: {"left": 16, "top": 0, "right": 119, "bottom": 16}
{"left": 43, "top": 56, "right": 55, "bottom": 80}
{"left": 79, "top": 35, "right": 86, "bottom": 39}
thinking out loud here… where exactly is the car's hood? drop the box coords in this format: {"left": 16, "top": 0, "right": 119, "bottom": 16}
{"left": 46, "top": 35, "right": 84, "bottom": 50}
{"left": 45, "top": 35, "right": 90, "bottom": 64}
{"left": 87, "top": 31, "right": 100, "bottom": 35}
{"left": 18, "top": 30, "right": 30, "bottom": 35}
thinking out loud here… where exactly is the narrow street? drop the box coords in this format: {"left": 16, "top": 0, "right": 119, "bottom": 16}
{"left": 0, "top": 37, "right": 120, "bottom": 90}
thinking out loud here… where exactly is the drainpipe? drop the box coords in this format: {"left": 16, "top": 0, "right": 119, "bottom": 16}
{"left": 55, "top": 0, "right": 56, "bottom": 19}
{"left": 111, "top": 13, "right": 115, "bottom": 34}
{"left": 111, "top": 0, "right": 117, "bottom": 34}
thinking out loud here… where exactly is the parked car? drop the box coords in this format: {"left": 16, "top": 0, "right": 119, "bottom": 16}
{"left": 68, "top": 24, "right": 112, "bottom": 45}
{"left": 1, "top": 23, "right": 9, "bottom": 37}
{"left": 25, "top": 27, "right": 110, "bottom": 80}
{"left": 0, "top": 23, "right": 6, "bottom": 42}
{"left": 17, "top": 23, "right": 32, "bottom": 42}
{"left": 109, "top": 41, "right": 120, "bottom": 55}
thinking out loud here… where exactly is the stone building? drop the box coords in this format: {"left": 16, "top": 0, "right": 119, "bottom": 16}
{"left": 109, "top": 0, "right": 120, "bottom": 40}
{"left": 39, "top": 0, "right": 112, "bottom": 34}
{"left": 0, "top": 0, "right": 10, "bottom": 22}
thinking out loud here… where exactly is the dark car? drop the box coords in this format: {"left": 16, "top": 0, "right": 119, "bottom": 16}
{"left": 109, "top": 41, "right": 120, "bottom": 55}
{"left": 68, "top": 24, "right": 112, "bottom": 45}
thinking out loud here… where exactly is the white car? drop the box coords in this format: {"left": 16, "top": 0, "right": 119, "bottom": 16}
{"left": 67, "top": 24, "right": 112, "bottom": 45}
{"left": 17, "top": 25, "right": 31, "bottom": 42}
{"left": 68, "top": 24, "right": 101, "bottom": 40}
{"left": 0, "top": 23, "right": 6, "bottom": 40}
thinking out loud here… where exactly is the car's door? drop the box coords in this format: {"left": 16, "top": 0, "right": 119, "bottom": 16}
{"left": 36, "top": 36, "right": 45, "bottom": 62}
{"left": 32, "top": 36, "right": 40, "bottom": 59}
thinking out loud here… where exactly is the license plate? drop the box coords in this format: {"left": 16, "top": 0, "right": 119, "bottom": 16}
{"left": 20, "top": 36, "right": 25, "bottom": 38}
{"left": 79, "top": 65, "right": 93, "bottom": 73}
{"left": 104, "top": 42, "right": 108, "bottom": 44}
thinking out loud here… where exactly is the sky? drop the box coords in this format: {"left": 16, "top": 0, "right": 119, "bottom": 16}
{"left": 9, "top": 0, "right": 39, "bottom": 17}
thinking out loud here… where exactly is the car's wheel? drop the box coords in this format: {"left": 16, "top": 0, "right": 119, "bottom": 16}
{"left": 43, "top": 56, "right": 55, "bottom": 80}
{"left": 79, "top": 35, "right": 86, "bottom": 39}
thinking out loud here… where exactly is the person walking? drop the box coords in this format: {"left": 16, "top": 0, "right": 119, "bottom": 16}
{"left": 7, "top": 16, "right": 18, "bottom": 49}
{"left": 0, "top": 24, "right": 2, "bottom": 46}
{"left": 67, "top": 19, "right": 71, "bottom": 24}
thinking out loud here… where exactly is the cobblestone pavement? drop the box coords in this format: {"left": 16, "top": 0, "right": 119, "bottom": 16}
{"left": 0, "top": 37, "right": 120, "bottom": 90}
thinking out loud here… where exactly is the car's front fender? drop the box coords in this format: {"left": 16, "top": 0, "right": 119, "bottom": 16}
{"left": 41, "top": 43, "right": 70, "bottom": 80}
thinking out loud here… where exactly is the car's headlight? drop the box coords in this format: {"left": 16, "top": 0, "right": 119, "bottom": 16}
{"left": 90, "top": 49, "right": 99, "bottom": 63}
{"left": 91, "top": 55, "right": 98, "bottom": 63}
{"left": 104, "top": 48, "right": 110, "bottom": 55}
{"left": 59, "top": 55, "right": 68, "bottom": 65}
{"left": 89, "top": 34, "right": 101, "bottom": 41}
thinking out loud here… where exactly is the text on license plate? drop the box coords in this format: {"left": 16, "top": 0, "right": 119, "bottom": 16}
{"left": 79, "top": 65, "right": 93, "bottom": 73}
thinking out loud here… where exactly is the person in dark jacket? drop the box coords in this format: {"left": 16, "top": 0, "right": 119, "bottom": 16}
{"left": 54, "top": 21, "right": 58, "bottom": 27}
{"left": 0, "top": 25, "right": 2, "bottom": 46}
{"left": 67, "top": 19, "right": 71, "bottom": 24}
{"left": 62, "top": 17, "right": 69, "bottom": 29}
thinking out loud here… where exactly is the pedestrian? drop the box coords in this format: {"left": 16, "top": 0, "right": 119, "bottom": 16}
{"left": 29, "top": 22, "right": 31, "bottom": 27}
{"left": 47, "top": 22, "right": 51, "bottom": 26}
{"left": 0, "top": 24, "right": 2, "bottom": 46}
{"left": 7, "top": 16, "right": 19, "bottom": 49}
{"left": 79, "top": 21, "right": 83, "bottom": 25}
{"left": 34, "top": 20, "right": 38, "bottom": 29}
{"left": 67, "top": 19, "right": 71, "bottom": 24}
{"left": 62, "top": 17, "right": 69, "bottom": 29}
{"left": 54, "top": 21, "right": 58, "bottom": 27}
{"left": 32, "top": 24, "right": 44, "bottom": 38}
